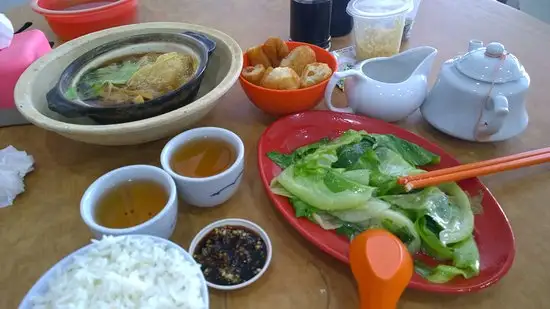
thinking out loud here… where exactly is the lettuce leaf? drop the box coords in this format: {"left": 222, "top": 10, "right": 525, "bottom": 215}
{"left": 368, "top": 134, "right": 440, "bottom": 166}
{"left": 349, "top": 148, "right": 423, "bottom": 196}
{"left": 414, "top": 236, "right": 480, "bottom": 283}
{"left": 331, "top": 139, "right": 374, "bottom": 168}
{"left": 416, "top": 215, "right": 453, "bottom": 260}
{"left": 331, "top": 198, "right": 391, "bottom": 223}
{"left": 267, "top": 137, "right": 330, "bottom": 169}
{"left": 381, "top": 184, "right": 474, "bottom": 245}
{"left": 293, "top": 137, "right": 331, "bottom": 160}
{"left": 375, "top": 147, "right": 425, "bottom": 177}
{"left": 414, "top": 262, "right": 470, "bottom": 284}
{"left": 273, "top": 165, "right": 375, "bottom": 211}
{"left": 451, "top": 235, "right": 480, "bottom": 278}
{"left": 331, "top": 200, "right": 421, "bottom": 253}
{"left": 376, "top": 208, "right": 421, "bottom": 253}
{"left": 312, "top": 213, "right": 344, "bottom": 230}
{"left": 330, "top": 132, "right": 440, "bottom": 170}
{"left": 297, "top": 130, "right": 365, "bottom": 168}
{"left": 291, "top": 133, "right": 360, "bottom": 177}
{"left": 341, "top": 170, "right": 371, "bottom": 186}
{"left": 436, "top": 183, "right": 475, "bottom": 245}
{"left": 267, "top": 152, "right": 295, "bottom": 169}
{"left": 336, "top": 222, "right": 365, "bottom": 239}
{"left": 289, "top": 197, "right": 318, "bottom": 219}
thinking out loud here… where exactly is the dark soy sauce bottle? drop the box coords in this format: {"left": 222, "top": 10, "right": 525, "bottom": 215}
{"left": 330, "top": 0, "right": 352, "bottom": 37}
{"left": 290, "top": 0, "right": 333, "bottom": 50}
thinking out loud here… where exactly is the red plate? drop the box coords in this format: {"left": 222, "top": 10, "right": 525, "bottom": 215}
{"left": 258, "top": 111, "right": 515, "bottom": 293}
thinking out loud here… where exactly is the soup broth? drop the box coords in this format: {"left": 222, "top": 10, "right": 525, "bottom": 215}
{"left": 68, "top": 51, "right": 198, "bottom": 105}
{"left": 94, "top": 180, "right": 169, "bottom": 229}
{"left": 170, "top": 138, "right": 237, "bottom": 178}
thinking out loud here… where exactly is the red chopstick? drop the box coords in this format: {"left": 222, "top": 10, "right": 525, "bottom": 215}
{"left": 399, "top": 147, "right": 550, "bottom": 191}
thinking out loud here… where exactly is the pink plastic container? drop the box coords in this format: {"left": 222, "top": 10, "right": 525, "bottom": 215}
{"left": 0, "top": 30, "right": 51, "bottom": 126}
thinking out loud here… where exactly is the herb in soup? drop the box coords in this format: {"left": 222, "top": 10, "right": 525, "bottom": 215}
{"left": 67, "top": 52, "right": 198, "bottom": 105}
{"left": 193, "top": 226, "right": 268, "bottom": 286}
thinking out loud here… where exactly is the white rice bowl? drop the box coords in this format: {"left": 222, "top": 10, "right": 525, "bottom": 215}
{"left": 19, "top": 235, "right": 209, "bottom": 309}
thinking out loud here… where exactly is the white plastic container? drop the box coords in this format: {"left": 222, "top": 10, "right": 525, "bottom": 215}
{"left": 346, "top": 0, "right": 413, "bottom": 60}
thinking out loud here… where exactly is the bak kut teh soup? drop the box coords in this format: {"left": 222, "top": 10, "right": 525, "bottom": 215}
{"left": 170, "top": 138, "right": 237, "bottom": 178}
{"left": 94, "top": 180, "right": 169, "bottom": 229}
{"left": 67, "top": 51, "right": 198, "bottom": 105}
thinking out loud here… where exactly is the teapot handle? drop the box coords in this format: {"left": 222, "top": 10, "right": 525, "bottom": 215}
{"left": 324, "top": 70, "right": 361, "bottom": 114}
{"left": 475, "top": 95, "right": 509, "bottom": 140}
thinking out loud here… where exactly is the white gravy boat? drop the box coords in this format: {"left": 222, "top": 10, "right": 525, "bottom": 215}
{"left": 325, "top": 46, "right": 438, "bottom": 122}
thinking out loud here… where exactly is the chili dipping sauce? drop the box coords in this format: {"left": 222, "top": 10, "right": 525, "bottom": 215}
{"left": 193, "top": 225, "right": 268, "bottom": 285}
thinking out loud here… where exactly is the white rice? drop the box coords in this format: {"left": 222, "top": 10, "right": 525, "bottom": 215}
{"left": 31, "top": 236, "right": 206, "bottom": 309}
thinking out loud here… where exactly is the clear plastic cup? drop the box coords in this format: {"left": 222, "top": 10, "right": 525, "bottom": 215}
{"left": 346, "top": 0, "right": 413, "bottom": 60}
{"left": 403, "top": 0, "right": 423, "bottom": 41}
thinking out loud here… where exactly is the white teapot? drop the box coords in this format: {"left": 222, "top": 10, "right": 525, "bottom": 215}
{"left": 421, "top": 40, "right": 529, "bottom": 142}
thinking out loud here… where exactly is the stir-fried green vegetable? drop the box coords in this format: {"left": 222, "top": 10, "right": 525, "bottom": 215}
{"left": 66, "top": 61, "right": 142, "bottom": 101}
{"left": 268, "top": 129, "right": 480, "bottom": 283}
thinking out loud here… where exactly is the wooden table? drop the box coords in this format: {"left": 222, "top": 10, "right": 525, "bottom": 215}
{"left": 3, "top": 0, "right": 550, "bottom": 308}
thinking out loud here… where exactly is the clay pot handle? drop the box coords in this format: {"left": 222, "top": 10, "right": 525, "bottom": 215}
{"left": 182, "top": 31, "right": 216, "bottom": 56}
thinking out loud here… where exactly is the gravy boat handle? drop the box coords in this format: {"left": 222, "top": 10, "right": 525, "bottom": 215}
{"left": 324, "top": 70, "right": 361, "bottom": 114}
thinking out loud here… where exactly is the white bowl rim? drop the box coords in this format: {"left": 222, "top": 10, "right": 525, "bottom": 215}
{"left": 14, "top": 22, "right": 243, "bottom": 136}
{"left": 160, "top": 127, "right": 245, "bottom": 183}
{"left": 188, "top": 218, "right": 273, "bottom": 291}
{"left": 19, "top": 235, "right": 209, "bottom": 308}
{"left": 80, "top": 165, "right": 178, "bottom": 235}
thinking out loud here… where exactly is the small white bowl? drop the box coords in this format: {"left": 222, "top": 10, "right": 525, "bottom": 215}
{"left": 80, "top": 165, "right": 178, "bottom": 239}
{"left": 189, "top": 218, "right": 273, "bottom": 291}
{"left": 160, "top": 127, "right": 245, "bottom": 207}
{"left": 19, "top": 235, "right": 209, "bottom": 309}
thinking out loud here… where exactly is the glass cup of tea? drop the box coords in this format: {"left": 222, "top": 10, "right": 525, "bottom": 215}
{"left": 346, "top": 0, "right": 413, "bottom": 61}
{"left": 160, "top": 127, "right": 245, "bottom": 208}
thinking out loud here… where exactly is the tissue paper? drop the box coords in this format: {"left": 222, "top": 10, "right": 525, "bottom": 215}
{"left": 0, "top": 146, "right": 34, "bottom": 208}
{"left": 0, "top": 13, "right": 14, "bottom": 50}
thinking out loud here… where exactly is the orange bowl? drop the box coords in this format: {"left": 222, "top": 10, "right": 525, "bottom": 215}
{"left": 239, "top": 42, "right": 337, "bottom": 116}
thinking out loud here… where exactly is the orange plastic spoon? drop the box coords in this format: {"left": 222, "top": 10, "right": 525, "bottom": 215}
{"left": 349, "top": 229, "right": 413, "bottom": 309}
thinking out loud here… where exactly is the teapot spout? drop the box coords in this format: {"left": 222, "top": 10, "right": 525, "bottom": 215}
{"left": 410, "top": 46, "right": 438, "bottom": 79}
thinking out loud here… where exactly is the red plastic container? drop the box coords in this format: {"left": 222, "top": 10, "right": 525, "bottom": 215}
{"left": 31, "top": 0, "right": 138, "bottom": 42}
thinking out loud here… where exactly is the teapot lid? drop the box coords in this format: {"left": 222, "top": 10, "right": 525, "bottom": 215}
{"left": 456, "top": 42, "right": 526, "bottom": 83}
